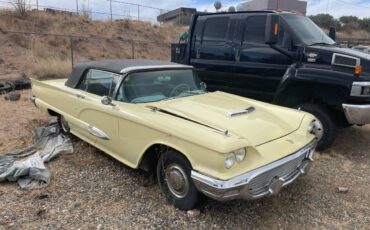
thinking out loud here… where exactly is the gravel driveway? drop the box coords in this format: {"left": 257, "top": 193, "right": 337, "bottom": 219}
{"left": 0, "top": 90, "right": 369, "bottom": 229}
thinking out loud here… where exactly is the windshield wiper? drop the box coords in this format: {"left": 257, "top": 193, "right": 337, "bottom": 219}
{"left": 309, "top": 42, "right": 335, "bottom": 46}
{"left": 161, "top": 91, "right": 206, "bottom": 102}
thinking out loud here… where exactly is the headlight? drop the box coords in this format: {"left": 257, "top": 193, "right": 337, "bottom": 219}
{"left": 235, "top": 148, "right": 246, "bottom": 162}
{"left": 308, "top": 120, "right": 316, "bottom": 134}
{"left": 225, "top": 153, "right": 235, "bottom": 169}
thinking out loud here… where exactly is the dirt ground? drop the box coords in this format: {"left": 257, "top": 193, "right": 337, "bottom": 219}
{"left": 0, "top": 90, "right": 369, "bottom": 229}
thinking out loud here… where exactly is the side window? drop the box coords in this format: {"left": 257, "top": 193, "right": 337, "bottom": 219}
{"left": 78, "top": 69, "right": 120, "bottom": 97}
{"left": 243, "top": 15, "right": 267, "bottom": 44}
{"left": 202, "top": 17, "right": 229, "bottom": 45}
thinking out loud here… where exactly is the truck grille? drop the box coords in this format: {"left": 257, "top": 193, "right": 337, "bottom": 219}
{"left": 248, "top": 149, "right": 309, "bottom": 195}
{"left": 332, "top": 53, "right": 360, "bottom": 68}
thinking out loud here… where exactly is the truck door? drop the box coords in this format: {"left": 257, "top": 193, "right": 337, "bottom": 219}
{"left": 190, "top": 15, "right": 237, "bottom": 92}
{"left": 233, "top": 14, "right": 293, "bottom": 102}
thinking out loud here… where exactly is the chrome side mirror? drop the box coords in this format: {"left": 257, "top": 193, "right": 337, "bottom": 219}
{"left": 101, "top": 96, "right": 115, "bottom": 106}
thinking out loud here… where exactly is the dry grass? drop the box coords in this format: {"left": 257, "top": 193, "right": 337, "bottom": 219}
{"left": 0, "top": 10, "right": 185, "bottom": 80}
{"left": 32, "top": 58, "right": 72, "bottom": 80}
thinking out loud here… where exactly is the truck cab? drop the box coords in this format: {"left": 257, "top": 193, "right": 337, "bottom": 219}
{"left": 172, "top": 11, "right": 370, "bottom": 151}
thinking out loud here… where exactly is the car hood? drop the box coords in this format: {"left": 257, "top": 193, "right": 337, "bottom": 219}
{"left": 150, "top": 92, "right": 306, "bottom": 146}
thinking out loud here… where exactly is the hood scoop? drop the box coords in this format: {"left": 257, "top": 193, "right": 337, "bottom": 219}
{"left": 227, "top": 106, "right": 255, "bottom": 117}
{"left": 147, "top": 105, "right": 230, "bottom": 136}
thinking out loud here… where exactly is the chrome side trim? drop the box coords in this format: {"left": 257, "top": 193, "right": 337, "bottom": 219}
{"left": 331, "top": 53, "right": 360, "bottom": 68}
{"left": 87, "top": 125, "right": 110, "bottom": 140}
{"left": 191, "top": 141, "right": 316, "bottom": 201}
{"left": 120, "top": 65, "right": 193, "bottom": 74}
{"left": 343, "top": 104, "right": 370, "bottom": 125}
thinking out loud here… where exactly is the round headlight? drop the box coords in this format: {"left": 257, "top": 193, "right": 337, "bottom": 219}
{"left": 225, "top": 152, "right": 236, "bottom": 169}
{"left": 308, "top": 120, "right": 316, "bottom": 134}
{"left": 235, "top": 148, "right": 246, "bottom": 162}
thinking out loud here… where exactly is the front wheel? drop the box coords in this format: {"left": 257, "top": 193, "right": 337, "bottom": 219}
{"left": 298, "top": 104, "right": 337, "bottom": 151}
{"left": 157, "top": 150, "right": 201, "bottom": 210}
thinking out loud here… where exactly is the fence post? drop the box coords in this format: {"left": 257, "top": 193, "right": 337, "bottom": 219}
{"left": 131, "top": 39, "right": 135, "bottom": 59}
{"left": 70, "top": 36, "right": 74, "bottom": 67}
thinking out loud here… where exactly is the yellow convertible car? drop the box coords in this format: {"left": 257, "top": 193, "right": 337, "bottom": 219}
{"left": 31, "top": 59, "right": 317, "bottom": 210}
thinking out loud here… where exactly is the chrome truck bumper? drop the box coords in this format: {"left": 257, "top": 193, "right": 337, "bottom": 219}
{"left": 191, "top": 142, "right": 316, "bottom": 201}
{"left": 343, "top": 104, "right": 370, "bottom": 125}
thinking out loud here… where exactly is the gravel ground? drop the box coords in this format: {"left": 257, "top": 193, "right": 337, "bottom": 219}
{"left": 0, "top": 90, "right": 369, "bottom": 229}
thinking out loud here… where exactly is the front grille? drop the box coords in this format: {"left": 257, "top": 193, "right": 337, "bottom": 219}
{"left": 248, "top": 149, "right": 309, "bottom": 195}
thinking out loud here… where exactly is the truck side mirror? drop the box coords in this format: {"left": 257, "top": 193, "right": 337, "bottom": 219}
{"left": 265, "top": 14, "right": 280, "bottom": 45}
{"left": 329, "top": 26, "right": 336, "bottom": 41}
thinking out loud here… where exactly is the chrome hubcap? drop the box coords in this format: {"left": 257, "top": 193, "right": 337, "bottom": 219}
{"left": 60, "top": 117, "right": 70, "bottom": 132}
{"left": 312, "top": 119, "right": 324, "bottom": 141}
{"left": 165, "top": 164, "right": 189, "bottom": 198}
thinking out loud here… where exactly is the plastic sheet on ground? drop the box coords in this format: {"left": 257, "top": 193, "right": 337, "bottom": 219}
{"left": 0, "top": 120, "right": 73, "bottom": 189}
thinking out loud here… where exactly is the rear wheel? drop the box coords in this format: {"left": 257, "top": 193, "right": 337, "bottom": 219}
{"left": 57, "top": 115, "right": 70, "bottom": 135}
{"left": 297, "top": 104, "right": 337, "bottom": 151}
{"left": 157, "top": 150, "right": 201, "bottom": 210}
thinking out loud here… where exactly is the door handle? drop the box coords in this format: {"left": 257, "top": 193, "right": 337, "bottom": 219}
{"left": 76, "top": 93, "right": 85, "bottom": 99}
{"left": 196, "top": 49, "right": 200, "bottom": 59}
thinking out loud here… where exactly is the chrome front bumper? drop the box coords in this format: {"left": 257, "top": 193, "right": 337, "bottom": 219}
{"left": 343, "top": 104, "right": 370, "bottom": 125}
{"left": 191, "top": 142, "right": 316, "bottom": 201}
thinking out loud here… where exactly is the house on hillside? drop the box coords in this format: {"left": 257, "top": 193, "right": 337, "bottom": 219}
{"left": 157, "top": 8, "right": 196, "bottom": 26}
{"left": 237, "top": 0, "right": 307, "bottom": 15}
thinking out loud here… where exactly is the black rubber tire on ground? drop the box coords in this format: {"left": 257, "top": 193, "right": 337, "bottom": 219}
{"left": 298, "top": 104, "right": 337, "bottom": 151}
{"left": 57, "top": 115, "right": 71, "bottom": 135}
{"left": 157, "top": 150, "right": 201, "bottom": 210}
{"left": 0, "top": 82, "right": 12, "bottom": 94}
{"left": 13, "top": 80, "right": 31, "bottom": 90}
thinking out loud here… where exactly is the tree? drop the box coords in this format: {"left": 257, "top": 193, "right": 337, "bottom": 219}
{"left": 339, "top": 16, "right": 359, "bottom": 24}
{"left": 11, "top": 0, "right": 30, "bottom": 17}
{"left": 309, "top": 14, "right": 335, "bottom": 29}
{"left": 360, "top": 18, "right": 370, "bottom": 32}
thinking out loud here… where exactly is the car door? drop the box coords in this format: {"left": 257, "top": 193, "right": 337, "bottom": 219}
{"left": 233, "top": 14, "right": 293, "bottom": 102}
{"left": 75, "top": 69, "right": 121, "bottom": 154}
{"left": 190, "top": 15, "right": 237, "bottom": 92}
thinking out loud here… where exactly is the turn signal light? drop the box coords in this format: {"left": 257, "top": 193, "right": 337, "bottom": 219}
{"left": 274, "top": 23, "right": 279, "bottom": 35}
{"left": 355, "top": 66, "right": 362, "bottom": 75}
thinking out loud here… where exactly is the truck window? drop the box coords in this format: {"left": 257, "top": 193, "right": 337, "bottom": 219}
{"left": 202, "top": 17, "right": 229, "bottom": 45}
{"left": 243, "top": 15, "right": 267, "bottom": 44}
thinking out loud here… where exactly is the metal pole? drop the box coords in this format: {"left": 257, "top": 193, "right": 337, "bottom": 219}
{"left": 70, "top": 36, "right": 74, "bottom": 67}
{"left": 137, "top": 5, "right": 139, "bottom": 21}
{"left": 76, "top": 0, "right": 79, "bottom": 14}
{"left": 110, "top": 0, "right": 113, "bottom": 22}
{"left": 131, "top": 39, "right": 135, "bottom": 59}
{"left": 36, "top": 0, "right": 38, "bottom": 10}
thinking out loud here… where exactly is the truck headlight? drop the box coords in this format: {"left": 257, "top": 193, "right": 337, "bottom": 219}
{"left": 225, "top": 153, "right": 236, "bottom": 169}
{"left": 235, "top": 148, "right": 246, "bottom": 162}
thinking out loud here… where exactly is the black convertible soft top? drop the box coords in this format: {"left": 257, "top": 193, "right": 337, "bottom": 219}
{"left": 65, "top": 59, "right": 188, "bottom": 88}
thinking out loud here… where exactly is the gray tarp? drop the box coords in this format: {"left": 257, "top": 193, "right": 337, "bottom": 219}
{"left": 0, "top": 120, "right": 73, "bottom": 189}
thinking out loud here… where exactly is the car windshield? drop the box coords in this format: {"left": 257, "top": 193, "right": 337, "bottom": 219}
{"left": 116, "top": 69, "right": 206, "bottom": 103}
{"left": 282, "top": 14, "right": 335, "bottom": 46}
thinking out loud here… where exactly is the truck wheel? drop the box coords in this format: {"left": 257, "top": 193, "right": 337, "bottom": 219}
{"left": 298, "top": 104, "right": 337, "bottom": 151}
{"left": 157, "top": 150, "right": 201, "bottom": 210}
{"left": 58, "top": 115, "right": 70, "bottom": 135}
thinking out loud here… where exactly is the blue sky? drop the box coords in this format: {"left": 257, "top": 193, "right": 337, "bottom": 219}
{"left": 1, "top": 0, "right": 370, "bottom": 21}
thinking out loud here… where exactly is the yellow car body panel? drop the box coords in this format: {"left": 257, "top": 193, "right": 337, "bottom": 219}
{"left": 31, "top": 78, "right": 316, "bottom": 181}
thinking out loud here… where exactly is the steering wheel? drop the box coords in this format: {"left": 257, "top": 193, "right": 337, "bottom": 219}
{"left": 169, "top": 83, "right": 190, "bottom": 97}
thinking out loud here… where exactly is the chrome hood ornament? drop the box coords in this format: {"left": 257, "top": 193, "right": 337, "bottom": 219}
{"left": 227, "top": 106, "right": 255, "bottom": 117}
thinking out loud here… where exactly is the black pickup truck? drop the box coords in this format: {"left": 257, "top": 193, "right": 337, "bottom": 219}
{"left": 171, "top": 11, "right": 370, "bottom": 151}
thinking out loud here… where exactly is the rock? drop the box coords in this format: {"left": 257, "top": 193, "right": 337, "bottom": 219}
{"left": 4, "top": 91, "right": 21, "bottom": 101}
{"left": 187, "top": 209, "right": 200, "bottom": 218}
{"left": 337, "top": 187, "right": 349, "bottom": 193}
